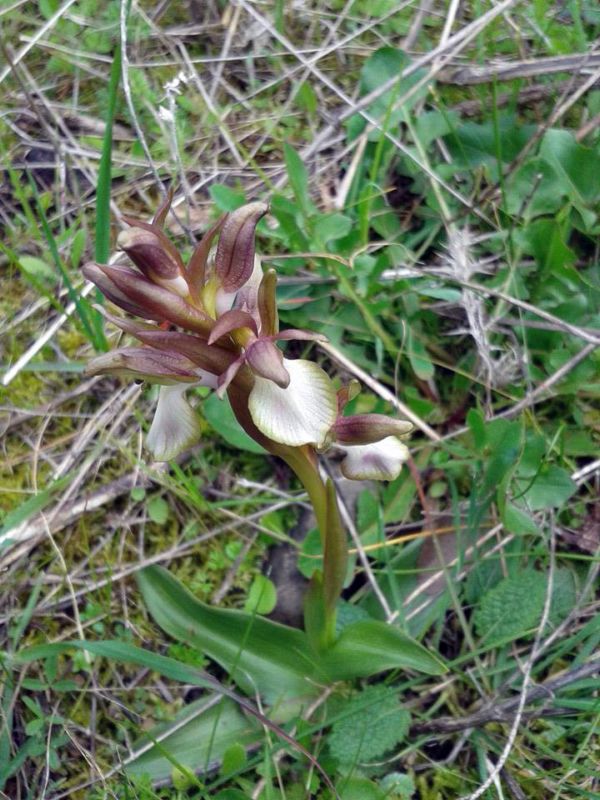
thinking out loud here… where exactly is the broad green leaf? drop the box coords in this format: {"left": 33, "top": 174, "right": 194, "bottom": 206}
{"left": 474, "top": 567, "right": 577, "bottom": 645}
{"left": 519, "top": 218, "right": 576, "bottom": 274}
{"left": 445, "top": 118, "right": 534, "bottom": 171}
{"left": 380, "top": 772, "right": 416, "bottom": 799}
{"left": 334, "top": 601, "right": 371, "bottom": 636}
{"left": 220, "top": 741, "right": 247, "bottom": 776}
{"left": 147, "top": 496, "right": 169, "bottom": 525}
{"left": 17, "top": 640, "right": 219, "bottom": 689}
{"left": 540, "top": 129, "right": 600, "bottom": 206}
{"left": 519, "top": 465, "right": 577, "bottom": 510}
{"left": 295, "top": 79, "right": 318, "bottom": 114}
{"left": 244, "top": 575, "right": 277, "bottom": 615}
{"left": 482, "top": 422, "right": 521, "bottom": 497}
{"left": 406, "top": 327, "right": 434, "bottom": 380}
{"left": 501, "top": 502, "right": 540, "bottom": 535}
{"left": 312, "top": 213, "right": 353, "bottom": 247}
{"left": 337, "top": 776, "right": 387, "bottom": 800}
{"left": 137, "top": 566, "right": 319, "bottom": 704}
{"left": 474, "top": 570, "right": 545, "bottom": 642}
{"left": 127, "top": 697, "right": 259, "bottom": 782}
{"left": 283, "top": 143, "right": 314, "bottom": 219}
{"left": 209, "top": 184, "right": 246, "bottom": 212}
{"left": 346, "top": 47, "right": 415, "bottom": 141}
{"left": 548, "top": 568, "right": 577, "bottom": 625}
{"left": 505, "top": 157, "right": 567, "bottom": 217}
{"left": 415, "top": 110, "right": 459, "bottom": 148}
{"left": 203, "top": 393, "right": 266, "bottom": 454}
{"left": 18, "top": 256, "right": 57, "bottom": 283}
{"left": 321, "top": 620, "right": 447, "bottom": 679}
{"left": 328, "top": 685, "right": 410, "bottom": 766}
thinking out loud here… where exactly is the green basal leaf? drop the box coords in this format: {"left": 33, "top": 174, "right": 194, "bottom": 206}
{"left": 209, "top": 183, "right": 246, "bottom": 211}
{"left": 501, "top": 501, "right": 540, "bottom": 535}
{"left": 16, "top": 640, "right": 218, "bottom": 689}
{"left": 539, "top": 129, "right": 600, "bottom": 206}
{"left": 320, "top": 620, "right": 447, "bottom": 679}
{"left": 137, "top": 566, "right": 319, "bottom": 706}
{"left": 126, "top": 697, "right": 259, "bottom": 782}
{"left": 283, "top": 143, "right": 315, "bottom": 219}
{"left": 336, "top": 776, "right": 387, "bottom": 800}
{"left": 518, "top": 465, "right": 577, "bottom": 511}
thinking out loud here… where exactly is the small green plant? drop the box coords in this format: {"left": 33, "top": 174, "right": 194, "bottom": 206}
{"left": 15, "top": 198, "right": 445, "bottom": 789}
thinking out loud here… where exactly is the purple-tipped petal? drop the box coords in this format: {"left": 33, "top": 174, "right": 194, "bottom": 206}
{"left": 122, "top": 216, "right": 185, "bottom": 273}
{"left": 215, "top": 202, "right": 268, "bottom": 292}
{"left": 85, "top": 346, "right": 199, "bottom": 383}
{"left": 340, "top": 438, "right": 410, "bottom": 481}
{"left": 146, "top": 385, "right": 202, "bottom": 461}
{"left": 332, "top": 414, "right": 413, "bottom": 445}
{"left": 207, "top": 309, "right": 258, "bottom": 345}
{"left": 246, "top": 339, "right": 290, "bottom": 388}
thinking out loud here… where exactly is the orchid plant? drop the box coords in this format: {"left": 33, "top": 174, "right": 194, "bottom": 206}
{"left": 82, "top": 197, "right": 445, "bottom": 725}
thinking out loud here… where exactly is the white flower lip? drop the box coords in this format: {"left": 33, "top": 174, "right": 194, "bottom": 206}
{"left": 146, "top": 385, "right": 202, "bottom": 461}
{"left": 340, "top": 437, "right": 410, "bottom": 481}
{"left": 248, "top": 358, "right": 337, "bottom": 447}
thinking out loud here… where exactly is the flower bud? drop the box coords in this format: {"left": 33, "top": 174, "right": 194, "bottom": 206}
{"left": 83, "top": 263, "right": 213, "bottom": 336}
{"left": 117, "top": 227, "right": 189, "bottom": 297}
{"left": 332, "top": 414, "right": 413, "bottom": 445}
{"left": 85, "top": 347, "right": 199, "bottom": 384}
{"left": 82, "top": 262, "right": 156, "bottom": 319}
{"left": 340, "top": 437, "right": 410, "bottom": 481}
{"left": 215, "top": 202, "right": 268, "bottom": 292}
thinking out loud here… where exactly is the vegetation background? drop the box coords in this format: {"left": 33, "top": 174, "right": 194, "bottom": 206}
{"left": 1, "top": 0, "right": 599, "bottom": 798}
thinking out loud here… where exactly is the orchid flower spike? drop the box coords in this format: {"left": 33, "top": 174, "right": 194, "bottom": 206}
{"left": 84, "top": 197, "right": 414, "bottom": 476}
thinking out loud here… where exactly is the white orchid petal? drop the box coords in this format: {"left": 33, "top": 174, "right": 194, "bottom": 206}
{"left": 248, "top": 358, "right": 337, "bottom": 447}
{"left": 146, "top": 385, "right": 201, "bottom": 461}
{"left": 340, "top": 437, "right": 410, "bottom": 481}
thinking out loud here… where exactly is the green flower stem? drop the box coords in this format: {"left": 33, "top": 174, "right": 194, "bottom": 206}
{"left": 280, "top": 447, "right": 347, "bottom": 648}
{"left": 227, "top": 385, "right": 347, "bottom": 649}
